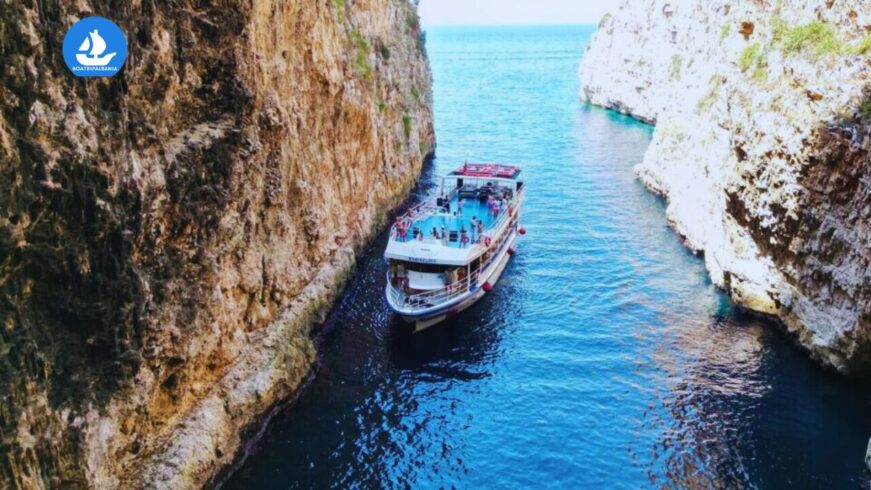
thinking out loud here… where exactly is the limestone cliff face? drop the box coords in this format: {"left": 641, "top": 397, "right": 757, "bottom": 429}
{"left": 0, "top": 0, "right": 433, "bottom": 487}
{"left": 581, "top": 1, "right": 870, "bottom": 372}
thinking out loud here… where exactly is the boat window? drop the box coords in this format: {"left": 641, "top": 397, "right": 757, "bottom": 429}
{"left": 402, "top": 262, "right": 451, "bottom": 274}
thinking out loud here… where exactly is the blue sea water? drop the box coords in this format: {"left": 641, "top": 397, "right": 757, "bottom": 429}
{"left": 224, "top": 26, "right": 871, "bottom": 489}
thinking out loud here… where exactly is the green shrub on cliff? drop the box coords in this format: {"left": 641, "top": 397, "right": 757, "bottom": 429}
{"left": 772, "top": 18, "right": 871, "bottom": 58}
{"left": 849, "top": 35, "right": 871, "bottom": 55}
{"left": 739, "top": 43, "right": 762, "bottom": 71}
{"left": 739, "top": 43, "right": 769, "bottom": 83}
{"left": 406, "top": 8, "right": 427, "bottom": 56}
{"left": 697, "top": 75, "right": 723, "bottom": 113}
{"left": 350, "top": 30, "right": 373, "bottom": 80}
{"left": 782, "top": 21, "right": 842, "bottom": 58}
{"left": 334, "top": 0, "right": 347, "bottom": 23}
{"left": 862, "top": 100, "right": 871, "bottom": 120}
{"left": 670, "top": 54, "right": 682, "bottom": 81}
{"left": 752, "top": 65, "right": 768, "bottom": 83}
{"left": 771, "top": 19, "right": 842, "bottom": 59}
{"left": 402, "top": 114, "right": 412, "bottom": 139}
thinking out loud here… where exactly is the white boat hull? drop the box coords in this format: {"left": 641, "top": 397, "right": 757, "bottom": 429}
{"left": 394, "top": 231, "right": 518, "bottom": 332}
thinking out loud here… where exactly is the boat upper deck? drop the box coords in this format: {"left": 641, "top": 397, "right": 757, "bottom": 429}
{"left": 388, "top": 164, "right": 523, "bottom": 253}
{"left": 385, "top": 163, "right": 523, "bottom": 267}
{"left": 398, "top": 193, "right": 504, "bottom": 248}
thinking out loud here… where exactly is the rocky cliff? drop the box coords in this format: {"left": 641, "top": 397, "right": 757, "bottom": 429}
{"left": 0, "top": 0, "right": 433, "bottom": 487}
{"left": 581, "top": 1, "right": 870, "bottom": 372}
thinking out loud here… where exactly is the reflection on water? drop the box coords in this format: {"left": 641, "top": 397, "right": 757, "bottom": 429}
{"left": 224, "top": 26, "right": 871, "bottom": 489}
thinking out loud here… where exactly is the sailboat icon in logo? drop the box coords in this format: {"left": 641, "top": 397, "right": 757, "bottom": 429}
{"left": 75, "top": 30, "right": 117, "bottom": 66}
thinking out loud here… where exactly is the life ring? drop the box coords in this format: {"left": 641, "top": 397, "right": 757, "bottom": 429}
{"left": 484, "top": 236, "right": 492, "bottom": 247}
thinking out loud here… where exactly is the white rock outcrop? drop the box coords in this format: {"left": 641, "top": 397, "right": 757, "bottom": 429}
{"left": 581, "top": 1, "right": 871, "bottom": 372}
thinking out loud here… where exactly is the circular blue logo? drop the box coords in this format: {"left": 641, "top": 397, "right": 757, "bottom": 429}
{"left": 62, "top": 16, "right": 127, "bottom": 77}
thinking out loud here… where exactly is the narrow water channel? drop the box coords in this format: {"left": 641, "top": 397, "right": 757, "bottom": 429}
{"left": 225, "top": 25, "right": 871, "bottom": 489}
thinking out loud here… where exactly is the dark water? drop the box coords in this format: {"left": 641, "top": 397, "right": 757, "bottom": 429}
{"left": 225, "top": 26, "right": 871, "bottom": 489}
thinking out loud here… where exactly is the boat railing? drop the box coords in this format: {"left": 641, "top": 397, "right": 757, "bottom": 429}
{"left": 389, "top": 187, "right": 523, "bottom": 245}
{"left": 389, "top": 198, "right": 444, "bottom": 243}
{"left": 386, "top": 273, "right": 472, "bottom": 310}
{"left": 387, "top": 267, "right": 478, "bottom": 311}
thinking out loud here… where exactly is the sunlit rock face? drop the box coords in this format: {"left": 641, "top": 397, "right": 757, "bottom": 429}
{"left": 580, "top": 0, "right": 871, "bottom": 373}
{"left": 0, "top": 0, "right": 433, "bottom": 487}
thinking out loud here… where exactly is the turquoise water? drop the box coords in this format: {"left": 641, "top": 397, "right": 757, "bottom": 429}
{"left": 224, "top": 26, "right": 871, "bottom": 488}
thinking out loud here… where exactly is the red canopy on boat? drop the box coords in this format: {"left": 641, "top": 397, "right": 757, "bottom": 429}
{"left": 452, "top": 163, "right": 520, "bottom": 179}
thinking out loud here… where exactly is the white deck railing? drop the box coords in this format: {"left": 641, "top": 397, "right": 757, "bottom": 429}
{"left": 386, "top": 217, "right": 519, "bottom": 313}
{"left": 389, "top": 187, "right": 523, "bottom": 245}
{"left": 387, "top": 272, "right": 474, "bottom": 311}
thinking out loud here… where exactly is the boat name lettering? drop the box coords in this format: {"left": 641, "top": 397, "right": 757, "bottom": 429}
{"left": 406, "top": 257, "right": 439, "bottom": 264}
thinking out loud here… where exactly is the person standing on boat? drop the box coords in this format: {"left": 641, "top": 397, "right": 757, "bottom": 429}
{"left": 458, "top": 198, "right": 466, "bottom": 213}
{"left": 395, "top": 216, "right": 409, "bottom": 241}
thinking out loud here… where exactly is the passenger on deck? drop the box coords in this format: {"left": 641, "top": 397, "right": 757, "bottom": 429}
{"left": 460, "top": 226, "right": 469, "bottom": 247}
{"left": 458, "top": 198, "right": 466, "bottom": 213}
{"left": 446, "top": 268, "right": 458, "bottom": 291}
{"left": 395, "top": 217, "right": 409, "bottom": 241}
{"left": 431, "top": 227, "right": 439, "bottom": 239}
{"left": 441, "top": 226, "right": 448, "bottom": 245}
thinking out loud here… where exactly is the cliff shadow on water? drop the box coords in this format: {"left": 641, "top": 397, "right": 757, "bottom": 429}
{"left": 210, "top": 152, "right": 439, "bottom": 489}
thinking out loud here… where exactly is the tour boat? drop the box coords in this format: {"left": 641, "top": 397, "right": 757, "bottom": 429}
{"left": 384, "top": 163, "right": 526, "bottom": 331}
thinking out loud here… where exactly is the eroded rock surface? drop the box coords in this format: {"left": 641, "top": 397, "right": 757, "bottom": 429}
{"left": 0, "top": 0, "right": 433, "bottom": 487}
{"left": 581, "top": 1, "right": 870, "bottom": 372}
